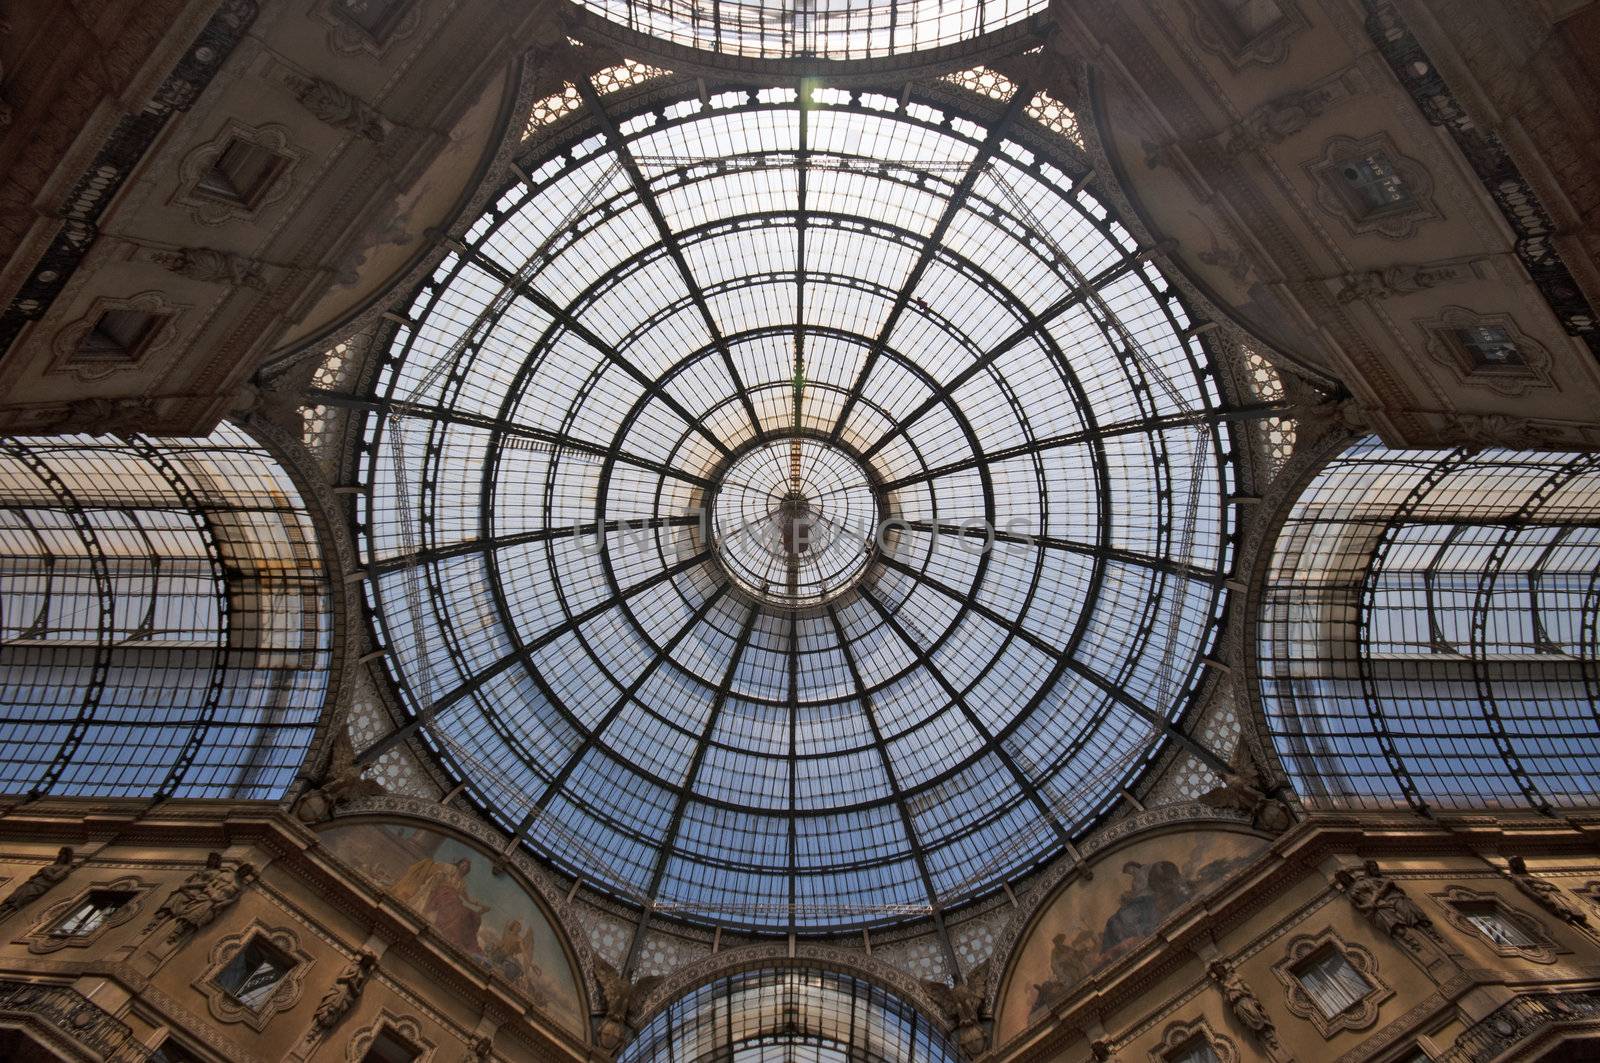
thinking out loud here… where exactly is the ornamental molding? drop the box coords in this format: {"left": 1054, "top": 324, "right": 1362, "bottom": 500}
{"left": 1176, "top": 0, "right": 1310, "bottom": 71}
{"left": 346, "top": 1007, "right": 438, "bottom": 1061}
{"left": 171, "top": 119, "right": 304, "bottom": 226}
{"left": 1269, "top": 927, "right": 1392, "bottom": 1038}
{"left": 324, "top": 796, "right": 600, "bottom": 1015}
{"left": 22, "top": 875, "right": 151, "bottom": 954}
{"left": 47, "top": 290, "right": 186, "bottom": 381}
{"left": 1304, "top": 133, "right": 1440, "bottom": 240}
{"left": 1149, "top": 1016, "right": 1239, "bottom": 1063}
{"left": 1418, "top": 306, "right": 1554, "bottom": 396}
{"left": 313, "top": 0, "right": 426, "bottom": 58}
{"left": 196, "top": 920, "right": 315, "bottom": 1032}
{"left": 1429, "top": 885, "right": 1561, "bottom": 965}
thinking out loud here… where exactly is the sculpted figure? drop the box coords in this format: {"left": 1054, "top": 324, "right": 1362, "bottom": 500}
{"left": 1335, "top": 859, "right": 1437, "bottom": 949}
{"left": 147, "top": 852, "right": 256, "bottom": 942}
{"left": 593, "top": 958, "right": 661, "bottom": 1053}
{"left": 1208, "top": 961, "right": 1279, "bottom": 1052}
{"left": 1199, "top": 743, "right": 1294, "bottom": 834}
{"left": 923, "top": 960, "right": 990, "bottom": 1058}
{"left": 0, "top": 847, "right": 73, "bottom": 919}
{"left": 295, "top": 726, "right": 385, "bottom": 824}
{"left": 1508, "top": 856, "right": 1590, "bottom": 927}
{"left": 309, "top": 951, "right": 377, "bottom": 1038}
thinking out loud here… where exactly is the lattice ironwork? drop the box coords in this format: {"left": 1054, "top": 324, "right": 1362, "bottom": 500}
{"left": 575, "top": 0, "right": 1045, "bottom": 59}
{"left": 351, "top": 79, "right": 1241, "bottom": 933}
{"left": 619, "top": 968, "right": 961, "bottom": 1063}
{"left": 0, "top": 424, "right": 330, "bottom": 799}
{"left": 1259, "top": 439, "right": 1600, "bottom": 813}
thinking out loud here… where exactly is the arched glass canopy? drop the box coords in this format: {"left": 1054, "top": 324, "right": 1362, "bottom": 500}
{"left": 1260, "top": 438, "right": 1600, "bottom": 814}
{"left": 573, "top": 0, "right": 1047, "bottom": 60}
{"left": 620, "top": 968, "right": 961, "bottom": 1063}
{"left": 359, "top": 80, "right": 1238, "bottom": 931}
{"left": 0, "top": 424, "right": 330, "bottom": 799}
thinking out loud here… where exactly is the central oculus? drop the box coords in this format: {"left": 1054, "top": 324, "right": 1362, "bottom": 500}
{"left": 710, "top": 437, "right": 879, "bottom": 607}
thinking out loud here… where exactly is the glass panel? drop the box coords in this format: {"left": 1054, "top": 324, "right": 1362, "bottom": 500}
{"left": 358, "top": 82, "right": 1236, "bottom": 932}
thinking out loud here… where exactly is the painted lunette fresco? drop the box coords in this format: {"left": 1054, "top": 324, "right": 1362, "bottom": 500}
{"left": 997, "top": 828, "right": 1268, "bottom": 1040}
{"left": 320, "top": 820, "right": 583, "bottom": 1033}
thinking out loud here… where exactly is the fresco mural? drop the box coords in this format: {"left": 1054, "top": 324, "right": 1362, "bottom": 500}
{"left": 997, "top": 827, "right": 1267, "bottom": 1040}
{"left": 320, "top": 820, "right": 582, "bottom": 1032}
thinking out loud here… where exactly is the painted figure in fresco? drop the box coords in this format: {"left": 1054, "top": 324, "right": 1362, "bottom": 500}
{"left": 1100, "top": 860, "right": 1194, "bottom": 958}
{"left": 393, "top": 854, "right": 490, "bottom": 953}
{"left": 1027, "top": 835, "right": 1264, "bottom": 1021}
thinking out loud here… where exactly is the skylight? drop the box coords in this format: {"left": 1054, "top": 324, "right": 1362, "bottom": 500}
{"left": 358, "top": 81, "right": 1237, "bottom": 931}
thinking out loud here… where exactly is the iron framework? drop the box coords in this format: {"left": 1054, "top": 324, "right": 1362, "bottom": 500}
{"left": 352, "top": 77, "right": 1242, "bottom": 934}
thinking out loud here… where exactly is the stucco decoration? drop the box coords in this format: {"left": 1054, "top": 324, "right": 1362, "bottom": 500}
{"left": 1419, "top": 307, "right": 1554, "bottom": 396}
{"left": 346, "top": 1009, "right": 437, "bottom": 1062}
{"left": 172, "top": 120, "right": 303, "bottom": 226}
{"left": 319, "top": 819, "right": 584, "bottom": 1034}
{"left": 48, "top": 292, "right": 183, "bottom": 381}
{"left": 197, "top": 921, "right": 314, "bottom": 1032}
{"left": 24, "top": 876, "right": 150, "bottom": 954}
{"left": 1270, "top": 928, "right": 1392, "bottom": 1038}
{"left": 1148, "top": 1017, "right": 1239, "bottom": 1063}
{"left": 1178, "top": 0, "right": 1309, "bottom": 70}
{"left": 1304, "top": 133, "right": 1439, "bottom": 240}
{"left": 1430, "top": 886, "right": 1561, "bottom": 965}
{"left": 995, "top": 826, "right": 1268, "bottom": 1040}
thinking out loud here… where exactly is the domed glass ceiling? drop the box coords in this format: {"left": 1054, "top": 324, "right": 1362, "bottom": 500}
{"left": 574, "top": 0, "right": 1046, "bottom": 60}
{"left": 359, "top": 80, "right": 1237, "bottom": 931}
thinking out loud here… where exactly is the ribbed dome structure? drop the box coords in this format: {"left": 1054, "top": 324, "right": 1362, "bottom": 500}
{"left": 359, "top": 81, "right": 1238, "bottom": 931}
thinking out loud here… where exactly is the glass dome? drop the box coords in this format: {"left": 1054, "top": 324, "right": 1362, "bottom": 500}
{"left": 359, "top": 80, "right": 1237, "bottom": 931}
{"left": 573, "top": 0, "right": 1047, "bottom": 60}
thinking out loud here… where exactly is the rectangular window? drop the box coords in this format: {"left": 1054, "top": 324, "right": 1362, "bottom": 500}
{"left": 1293, "top": 948, "right": 1372, "bottom": 1017}
{"left": 75, "top": 309, "right": 165, "bottom": 363}
{"left": 1457, "top": 903, "right": 1537, "bottom": 948}
{"left": 213, "top": 937, "right": 295, "bottom": 1011}
{"left": 195, "top": 138, "right": 288, "bottom": 208}
{"left": 335, "top": 0, "right": 409, "bottom": 39}
{"left": 362, "top": 1028, "right": 423, "bottom": 1063}
{"left": 50, "top": 890, "right": 136, "bottom": 937}
{"left": 1166, "top": 1037, "right": 1222, "bottom": 1063}
{"left": 1453, "top": 326, "right": 1526, "bottom": 369}
{"left": 1217, "top": 0, "right": 1285, "bottom": 37}
{"left": 1339, "top": 154, "right": 1413, "bottom": 214}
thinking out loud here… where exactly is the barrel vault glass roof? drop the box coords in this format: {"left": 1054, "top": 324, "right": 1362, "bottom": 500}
{"left": 573, "top": 0, "right": 1047, "bottom": 60}
{"left": 357, "top": 79, "right": 1239, "bottom": 932}
{"left": 619, "top": 967, "right": 962, "bottom": 1063}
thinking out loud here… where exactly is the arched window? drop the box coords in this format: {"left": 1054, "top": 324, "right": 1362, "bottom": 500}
{"left": 0, "top": 423, "right": 330, "bottom": 799}
{"left": 620, "top": 967, "right": 962, "bottom": 1063}
{"left": 1258, "top": 438, "right": 1600, "bottom": 814}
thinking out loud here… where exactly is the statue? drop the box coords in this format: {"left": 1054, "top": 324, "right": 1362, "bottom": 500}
{"left": 1334, "top": 859, "right": 1438, "bottom": 950}
{"left": 465, "top": 1035, "right": 493, "bottom": 1061}
{"left": 0, "top": 847, "right": 73, "bottom": 920}
{"left": 922, "top": 960, "right": 990, "bottom": 1058}
{"left": 1208, "top": 961, "right": 1279, "bottom": 1053}
{"left": 1507, "top": 857, "right": 1590, "bottom": 927}
{"left": 295, "top": 726, "right": 386, "bottom": 824}
{"left": 1198, "top": 742, "right": 1295, "bottom": 834}
{"left": 592, "top": 958, "right": 662, "bottom": 1053}
{"left": 309, "top": 951, "right": 377, "bottom": 1039}
{"left": 146, "top": 852, "right": 256, "bottom": 942}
